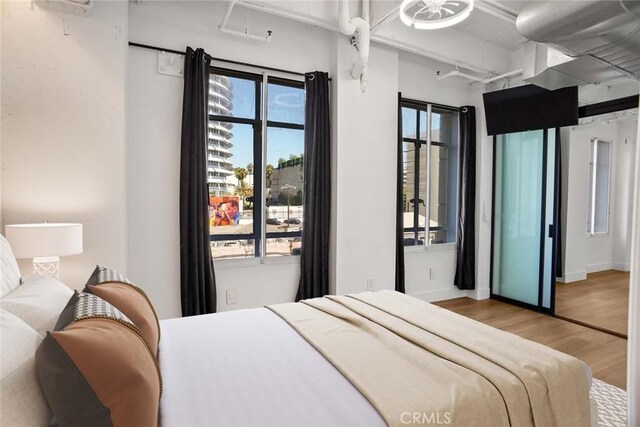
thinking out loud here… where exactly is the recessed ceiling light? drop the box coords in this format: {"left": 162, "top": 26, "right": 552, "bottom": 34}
{"left": 400, "top": 0, "right": 475, "bottom": 30}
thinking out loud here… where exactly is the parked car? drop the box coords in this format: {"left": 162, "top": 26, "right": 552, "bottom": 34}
{"left": 266, "top": 218, "right": 281, "bottom": 225}
{"left": 283, "top": 218, "right": 301, "bottom": 225}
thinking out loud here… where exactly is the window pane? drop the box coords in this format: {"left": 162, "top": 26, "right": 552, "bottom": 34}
{"left": 266, "top": 127, "right": 304, "bottom": 256}
{"left": 418, "top": 145, "right": 426, "bottom": 232}
{"left": 210, "top": 240, "right": 255, "bottom": 260}
{"left": 403, "top": 230, "right": 425, "bottom": 246}
{"left": 403, "top": 141, "right": 415, "bottom": 229}
{"left": 402, "top": 107, "right": 417, "bottom": 138}
{"left": 209, "top": 121, "right": 255, "bottom": 260}
{"left": 588, "top": 140, "right": 611, "bottom": 234}
{"left": 429, "top": 145, "right": 448, "bottom": 229}
{"left": 267, "top": 83, "right": 304, "bottom": 124}
{"left": 266, "top": 237, "right": 302, "bottom": 256}
{"left": 431, "top": 109, "right": 456, "bottom": 143}
{"left": 209, "top": 74, "right": 256, "bottom": 119}
{"left": 419, "top": 110, "right": 428, "bottom": 141}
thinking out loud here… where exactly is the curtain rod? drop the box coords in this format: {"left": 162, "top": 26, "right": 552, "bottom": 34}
{"left": 128, "top": 42, "right": 331, "bottom": 81}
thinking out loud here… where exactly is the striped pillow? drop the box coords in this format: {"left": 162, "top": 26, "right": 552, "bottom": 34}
{"left": 84, "top": 266, "right": 160, "bottom": 356}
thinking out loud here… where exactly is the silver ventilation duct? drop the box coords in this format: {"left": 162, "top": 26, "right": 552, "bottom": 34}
{"left": 516, "top": 1, "right": 640, "bottom": 89}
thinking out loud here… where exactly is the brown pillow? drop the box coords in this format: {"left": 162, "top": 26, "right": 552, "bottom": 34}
{"left": 84, "top": 266, "right": 160, "bottom": 357}
{"left": 36, "top": 291, "right": 161, "bottom": 427}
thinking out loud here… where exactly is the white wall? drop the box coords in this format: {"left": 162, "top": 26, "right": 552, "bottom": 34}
{"left": 331, "top": 39, "right": 399, "bottom": 295}
{"left": 626, "top": 85, "right": 640, "bottom": 426}
{"left": 613, "top": 119, "right": 637, "bottom": 271}
{"left": 127, "top": 1, "right": 330, "bottom": 318}
{"left": 1, "top": 0, "right": 128, "bottom": 288}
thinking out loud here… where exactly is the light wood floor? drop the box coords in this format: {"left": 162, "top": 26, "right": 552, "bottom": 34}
{"left": 556, "top": 270, "right": 629, "bottom": 337}
{"left": 435, "top": 297, "right": 628, "bottom": 389}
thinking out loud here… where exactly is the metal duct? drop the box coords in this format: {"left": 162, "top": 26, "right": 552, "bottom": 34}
{"left": 517, "top": 1, "right": 640, "bottom": 82}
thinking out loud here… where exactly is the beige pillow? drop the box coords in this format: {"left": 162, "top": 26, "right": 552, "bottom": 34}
{"left": 37, "top": 291, "right": 161, "bottom": 426}
{"left": 0, "top": 309, "right": 52, "bottom": 427}
{"left": 0, "top": 275, "right": 73, "bottom": 337}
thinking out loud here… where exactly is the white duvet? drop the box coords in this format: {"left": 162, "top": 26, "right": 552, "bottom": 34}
{"left": 158, "top": 308, "right": 385, "bottom": 427}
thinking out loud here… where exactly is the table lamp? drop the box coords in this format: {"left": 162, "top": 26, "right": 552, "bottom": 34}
{"left": 5, "top": 223, "right": 83, "bottom": 279}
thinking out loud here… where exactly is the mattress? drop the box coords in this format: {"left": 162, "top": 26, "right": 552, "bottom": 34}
{"left": 158, "top": 308, "right": 385, "bottom": 427}
{"left": 158, "top": 306, "right": 595, "bottom": 427}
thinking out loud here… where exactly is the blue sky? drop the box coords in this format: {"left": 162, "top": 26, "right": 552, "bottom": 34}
{"left": 225, "top": 77, "right": 305, "bottom": 170}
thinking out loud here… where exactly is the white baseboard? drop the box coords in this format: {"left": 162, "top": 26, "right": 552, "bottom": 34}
{"left": 612, "top": 262, "right": 631, "bottom": 272}
{"left": 473, "top": 287, "right": 491, "bottom": 300}
{"left": 410, "top": 287, "right": 472, "bottom": 303}
{"left": 557, "top": 271, "right": 587, "bottom": 283}
{"left": 586, "top": 262, "right": 614, "bottom": 273}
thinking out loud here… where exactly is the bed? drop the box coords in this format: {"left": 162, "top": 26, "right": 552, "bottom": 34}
{"left": 1, "top": 233, "right": 597, "bottom": 426}
{"left": 158, "top": 292, "right": 598, "bottom": 427}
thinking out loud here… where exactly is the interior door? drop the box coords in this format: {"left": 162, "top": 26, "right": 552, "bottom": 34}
{"left": 491, "top": 129, "right": 557, "bottom": 312}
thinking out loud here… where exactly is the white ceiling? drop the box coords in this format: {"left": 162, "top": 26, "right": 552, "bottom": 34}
{"left": 451, "top": 7, "right": 524, "bottom": 52}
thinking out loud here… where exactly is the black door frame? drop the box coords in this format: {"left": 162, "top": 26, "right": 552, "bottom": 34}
{"left": 489, "top": 129, "right": 557, "bottom": 314}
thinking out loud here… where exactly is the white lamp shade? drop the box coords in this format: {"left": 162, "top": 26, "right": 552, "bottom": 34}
{"left": 5, "top": 223, "right": 83, "bottom": 258}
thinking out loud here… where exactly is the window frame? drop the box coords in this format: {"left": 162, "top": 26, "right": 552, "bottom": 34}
{"left": 400, "top": 98, "right": 459, "bottom": 249}
{"left": 587, "top": 137, "right": 612, "bottom": 237}
{"left": 208, "top": 67, "right": 305, "bottom": 261}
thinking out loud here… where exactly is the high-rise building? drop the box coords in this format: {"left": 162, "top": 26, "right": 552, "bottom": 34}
{"left": 207, "top": 75, "right": 234, "bottom": 196}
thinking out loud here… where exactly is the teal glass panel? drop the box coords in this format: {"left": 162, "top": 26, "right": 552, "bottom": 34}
{"left": 492, "top": 130, "right": 545, "bottom": 306}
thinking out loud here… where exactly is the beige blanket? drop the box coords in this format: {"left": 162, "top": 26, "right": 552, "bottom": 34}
{"left": 268, "top": 291, "right": 590, "bottom": 427}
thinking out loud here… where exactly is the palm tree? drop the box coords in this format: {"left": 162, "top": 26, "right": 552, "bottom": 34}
{"left": 247, "top": 163, "right": 254, "bottom": 174}
{"left": 234, "top": 167, "right": 248, "bottom": 185}
{"left": 266, "top": 164, "right": 274, "bottom": 187}
{"left": 234, "top": 180, "right": 253, "bottom": 209}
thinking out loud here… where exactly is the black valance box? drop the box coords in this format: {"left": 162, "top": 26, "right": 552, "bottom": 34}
{"left": 483, "top": 85, "right": 578, "bottom": 136}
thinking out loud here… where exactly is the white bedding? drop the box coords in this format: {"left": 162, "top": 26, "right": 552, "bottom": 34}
{"left": 159, "top": 307, "right": 595, "bottom": 427}
{"left": 158, "top": 308, "right": 385, "bottom": 427}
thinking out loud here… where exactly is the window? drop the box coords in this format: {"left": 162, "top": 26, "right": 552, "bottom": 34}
{"left": 587, "top": 138, "right": 611, "bottom": 235}
{"left": 401, "top": 99, "right": 459, "bottom": 246}
{"left": 208, "top": 69, "right": 305, "bottom": 260}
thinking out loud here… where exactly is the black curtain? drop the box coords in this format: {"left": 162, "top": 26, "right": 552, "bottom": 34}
{"left": 296, "top": 71, "right": 331, "bottom": 301}
{"left": 395, "top": 93, "right": 406, "bottom": 293}
{"left": 179, "top": 47, "right": 217, "bottom": 316}
{"left": 454, "top": 106, "right": 476, "bottom": 290}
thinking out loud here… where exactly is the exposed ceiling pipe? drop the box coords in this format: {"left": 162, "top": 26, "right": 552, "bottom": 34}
{"left": 436, "top": 68, "right": 523, "bottom": 84}
{"left": 219, "top": 0, "right": 272, "bottom": 43}
{"left": 474, "top": 0, "right": 518, "bottom": 24}
{"left": 235, "top": 0, "right": 502, "bottom": 76}
{"left": 338, "top": 0, "right": 371, "bottom": 92}
{"left": 370, "top": 4, "right": 400, "bottom": 34}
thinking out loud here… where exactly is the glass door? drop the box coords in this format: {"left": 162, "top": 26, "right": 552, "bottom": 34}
{"left": 491, "top": 129, "right": 557, "bottom": 312}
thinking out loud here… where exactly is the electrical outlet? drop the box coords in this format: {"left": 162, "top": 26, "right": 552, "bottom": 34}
{"left": 429, "top": 268, "right": 436, "bottom": 280}
{"left": 226, "top": 288, "right": 238, "bottom": 305}
{"left": 366, "top": 278, "right": 375, "bottom": 291}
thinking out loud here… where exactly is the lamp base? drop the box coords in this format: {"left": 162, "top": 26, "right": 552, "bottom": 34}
{"left": 33, "top": 256, "right": 60, "bottom": 279}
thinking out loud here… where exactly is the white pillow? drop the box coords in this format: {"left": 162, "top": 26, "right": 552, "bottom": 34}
{"left": 0, "top": 275, "right": 73, "bottom": 337}
{"left": 1, "top": 234, "right": 21, "bottom": 298}
{"left": 0, "top": 309, "right": 52, "bottom": 427}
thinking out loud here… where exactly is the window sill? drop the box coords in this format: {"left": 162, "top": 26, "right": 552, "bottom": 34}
{"left": 404, "top": 242, "right": 457, "bottom": 254}
{"left": 587, "top": 233, "right": 609, "bottom": 239}
{"left": 214, "top": 255, "right": 301, "bottom": 269}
